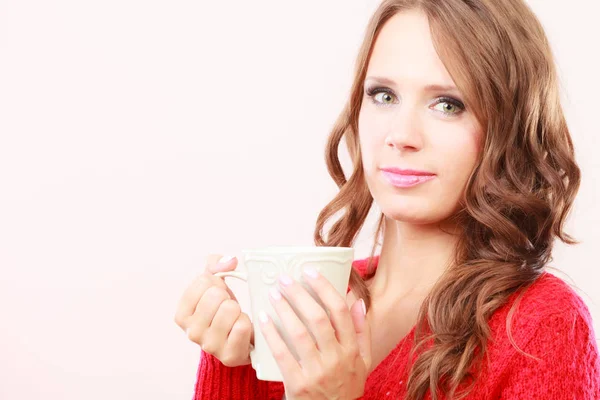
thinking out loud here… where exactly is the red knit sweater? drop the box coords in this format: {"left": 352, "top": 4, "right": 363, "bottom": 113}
{"left": 192, "top": 256, "right": 600, "bottom": 399}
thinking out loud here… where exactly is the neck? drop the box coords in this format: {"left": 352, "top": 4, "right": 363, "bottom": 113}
{"left": 369, "top": 216, "right": 460, "bottom": 302}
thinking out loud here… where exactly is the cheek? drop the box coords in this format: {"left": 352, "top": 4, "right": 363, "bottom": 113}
{"left": 437, "top": 129, "right": 481, "bottom": 187}
{"left": 357, "top": 112, "right": 386, "bottom": 171}
{"left": 358, "top": 135, "right": 375, "bottom": 170}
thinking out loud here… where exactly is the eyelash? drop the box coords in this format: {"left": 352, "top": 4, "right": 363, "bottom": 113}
{"left": 364, "top": 86, "right": 466, "bottom": 117}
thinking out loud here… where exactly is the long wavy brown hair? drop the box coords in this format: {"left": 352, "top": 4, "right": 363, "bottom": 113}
{"left": 313, "top": 0, "right": 581, "bottom": 399}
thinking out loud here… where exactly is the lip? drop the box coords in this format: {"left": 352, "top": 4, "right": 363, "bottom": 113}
{"left": 379, "top": 167, "right": 436, "bottom": 188}
{"left": 380, "top": 167, "right": 435, "bottom": 176}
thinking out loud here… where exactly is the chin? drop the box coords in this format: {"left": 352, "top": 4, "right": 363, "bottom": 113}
{"left": 382, "top": 210, "right": 440, "bottom": 225}
{"left": 379, "top": 203, "right": 432, "bottom": 223}
{"left": 377, "top": 198, "right": 454, "bottom": 225}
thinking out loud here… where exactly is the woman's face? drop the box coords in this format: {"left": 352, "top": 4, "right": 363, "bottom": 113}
{"left": 358, "top": 10, "right": 483, "bottom": 225}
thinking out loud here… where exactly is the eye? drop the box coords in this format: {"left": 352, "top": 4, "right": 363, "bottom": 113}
{"left": 365, "top": 86, "right": 397, "bottom": 107}
{"left": 373, "top": 91, "right": 396, "bottom": 105}
{"left": 365, "top": 87, "right": 466, "bottom": 117}
{"left": 431, "top": 97, "right": 465, "bottom": 116}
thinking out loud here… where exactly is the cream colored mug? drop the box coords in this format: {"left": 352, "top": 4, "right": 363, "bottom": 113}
{"left": 214, "top": 246, "right": 354, "bottom": 382}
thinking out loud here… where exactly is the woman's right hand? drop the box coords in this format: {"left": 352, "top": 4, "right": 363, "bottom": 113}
{"left": 174, "top": 254, "right": 254, "bottom": 367}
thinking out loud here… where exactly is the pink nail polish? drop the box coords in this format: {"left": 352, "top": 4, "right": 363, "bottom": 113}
{"left": 269, "top": 287, "right": 282, "bottom": 301}
{"left": 278, "top": 274, "right": 293, "bottom": 286}
{"left": 303, "top": 267, "right": 319, "bottom": 279}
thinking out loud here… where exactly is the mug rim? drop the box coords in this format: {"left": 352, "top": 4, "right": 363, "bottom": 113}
{"left": 241, "top": 246, "right": 353, "bottom": 254}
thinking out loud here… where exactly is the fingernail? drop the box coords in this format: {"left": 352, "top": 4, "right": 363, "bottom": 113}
{"left": 259, "top": 310, "right": 269, "bottom": 324}
{"left": 360, "top": 299, "right": 366, "bottom": 316}
{"left": 269, "top": 287, "right": 282, "bottom": 301}
{"left": 218, "top": 255, "right": 234, "bottom": 264}
{"left": 278, "top": 274, "right": 293, "bottom": 286}
{"left": 302, "top": 267, "right": 319, "bottom": 279}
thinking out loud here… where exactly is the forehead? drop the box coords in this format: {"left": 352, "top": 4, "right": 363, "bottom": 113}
{"left": 366, "top": 10, "right": 456, "bottom": 90}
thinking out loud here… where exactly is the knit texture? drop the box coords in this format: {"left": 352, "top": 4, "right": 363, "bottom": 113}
{"left": 192, "top": 256, "right": 600, "bottom": 399}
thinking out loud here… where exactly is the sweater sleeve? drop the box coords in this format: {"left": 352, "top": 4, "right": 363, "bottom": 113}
{"left": 499, "top": 310, "right": 600, "bottom": 399}
{"left": 193, "top": 350, "right": 285, "bottom": 400}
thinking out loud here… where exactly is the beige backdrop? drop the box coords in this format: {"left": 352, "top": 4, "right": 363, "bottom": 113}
{"left": 0, "top": 0, "right": 597, "bottom": 399}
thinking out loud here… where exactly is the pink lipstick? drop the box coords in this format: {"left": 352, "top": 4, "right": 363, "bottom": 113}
{"left": 380, "top": 167, "right": 436, "bottom": 188}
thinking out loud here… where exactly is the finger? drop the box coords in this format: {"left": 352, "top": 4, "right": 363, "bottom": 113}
{"left": 202, "top": 298, "right": 241, "bottom": 358}
{"left": 225, "top": 312, "right": 253, "bottom": 364}
{"left": 193, "top": 276, "right": 232, "bottom": 315}
{"left": 205, "top": 254, "right": 238, "bottom": 275}
{"left": 175, "top": 273, "right": 230, "bottom": 327}
{"left": 280, "top": 276, "right": 340, "bottom": 359}
{"left": 298, "top": 268, "right": 357, "bottom": 349}
{"left": 185, "top": 287, "right": 231, "bottom": 346}
{"left": 350, "top": 298, "right": 371, "bottom": 369}
{"left": 258, "top": 309, "right": 303, "bottom": 382}
{"left": 205, "top": 254, "right": 239, "bottom": 302}
{"left": 269, "top": 284, "right": 324, "bottom": 371}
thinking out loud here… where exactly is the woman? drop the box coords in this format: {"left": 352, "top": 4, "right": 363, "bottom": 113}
{"left": 174, "top": 0, "right": 600, "bottom": 399}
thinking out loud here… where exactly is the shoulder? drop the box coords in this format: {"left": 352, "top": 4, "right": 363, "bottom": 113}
{"left": 502, "top": 271, "right": 593, "bottom": 328}
{"left": 486, "top": 272, "right": 600, "bottom": 396}
{"left": 486, "top": 270, "right": 598, "bottom": 364}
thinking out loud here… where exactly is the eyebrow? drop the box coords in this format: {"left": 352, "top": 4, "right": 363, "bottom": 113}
{"left": 364, "top": 76, "right": 459, "bottom": 93}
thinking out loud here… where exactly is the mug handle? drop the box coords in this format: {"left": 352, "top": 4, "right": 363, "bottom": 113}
{"left": 213, "top": 270, "right": 248, "bottom": 282}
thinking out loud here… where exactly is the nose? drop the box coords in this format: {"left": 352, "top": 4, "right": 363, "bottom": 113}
{"left": 384, "top": 108, "right": 424, "bottom": 152}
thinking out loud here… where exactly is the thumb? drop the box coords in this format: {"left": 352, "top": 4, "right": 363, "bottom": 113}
{"left": 205, "top": 254, "right": 240, "bottom": 302}
{"left": 351, "top": 298, "right": 371, "bottom": 370}
{"left": 206, "top": 254, "right": 238, "bottom": 274}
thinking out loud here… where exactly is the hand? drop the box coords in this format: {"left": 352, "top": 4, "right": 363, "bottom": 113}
{"left": 258, "top": 267, "right": 372, "bottom": 400}
{"left": 174, "top": 254, "right": 254, "bottom": 367}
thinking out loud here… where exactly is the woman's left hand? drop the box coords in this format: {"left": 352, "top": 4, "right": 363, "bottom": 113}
{"left": 258, "top": 267, "right": 372, "bottom": 400}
